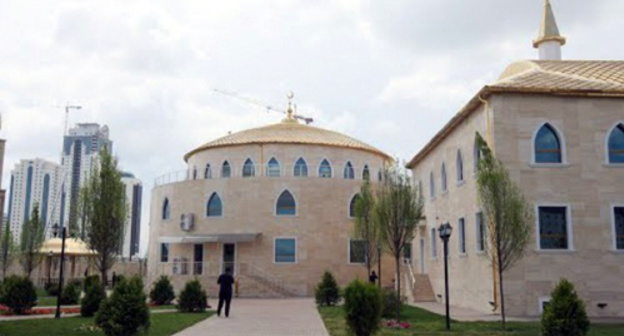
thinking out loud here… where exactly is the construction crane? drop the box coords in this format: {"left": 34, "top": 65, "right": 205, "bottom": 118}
{"left": 213, "top": 89, "right": 314, "bottom": 125}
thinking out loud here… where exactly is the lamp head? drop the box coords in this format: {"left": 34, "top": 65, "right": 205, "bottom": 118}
{"left": 52, "top": 223, "right": 60, "bottom": 237}
{"left": 438, "top": 222, "right": 453, "bottom": 240}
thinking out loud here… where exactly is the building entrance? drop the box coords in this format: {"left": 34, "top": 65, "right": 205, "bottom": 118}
{"left": 222, "top": 243, "right": 236, "bottom": 274}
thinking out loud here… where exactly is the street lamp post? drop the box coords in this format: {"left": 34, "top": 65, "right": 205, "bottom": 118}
{"left": 52, "top": 223, "right": 67, "bottom": 319}
{"left": 438, "top": 222, "right": 453, "bottom": 331}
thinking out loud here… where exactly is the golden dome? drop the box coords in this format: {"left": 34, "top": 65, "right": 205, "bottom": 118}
{"left": 39, "top": 238, "right": 98, "bottom": 256}
{"left": 185, "top": 121, "right": 391, "bottom": 161}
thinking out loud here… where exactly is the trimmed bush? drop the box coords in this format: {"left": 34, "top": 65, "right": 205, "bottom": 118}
{"left": 314, "top": 271, "right": 341, "bottom": 306}
{"left": 0, "top": 275, "right": 37, "bottom": 315}
{"left": 177, "top": 279, "right": 207, "bottom": 313}
{"left": 61, "top": 280, "right": 82, "bottom": 305}
{"left": 150, "top": 275, "right": 175, "bottom": 305}
{"left": 96, "top": 276, "right": 150, "bottom": 336}
{"left": 113, "top": 274, "right": 126, "bottom": 288}
{"left": 541, "top": 279, "right": 590, "bottom": 336}
{"left": 44, "top": 281, "right": 60, "bottom": 296}
{"left": 84, "top": 275, "right": 100, "bottom": 291}
{"left": 81, "top": 276, "right": 104, "bottom": 317}
{"left": 343, "top": 279, "right": 382, "bottom": 336}
{"left": 381, "top": 288, "right": 406, "bottom": 318}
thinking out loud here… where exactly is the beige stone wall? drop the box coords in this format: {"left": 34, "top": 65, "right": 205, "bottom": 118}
{"left": 147, "top": 143, "right": 395, "bottom": 297}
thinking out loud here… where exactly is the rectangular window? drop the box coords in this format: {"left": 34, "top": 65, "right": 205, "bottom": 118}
{"left": 275, "top": 238, "right": 296, "bottom": 263}
{"left": 431, "top": 228, "right": 437, "bottom": 259}
{"left": 538, "top": 206, "right": 569, "bottom": 250}
{"left": 403, "top": 242, "right": 412, "bottom": 260}
{"left": 349, "top": 240, "right": 367, "bottom": 264}
{"left": 160, "top": 243, "right": 169, "bottom": 263}
{"left": 476, "top": 212, "right": 485, "bottom": 252}
{"left": 193, "top": 244, "right": 203, "bottom": 275}
{"left": 459, "top": 218, "right": 466, "bottom": 254}
{"left": 614, "top": 206, "right": 624, "bottom": 250}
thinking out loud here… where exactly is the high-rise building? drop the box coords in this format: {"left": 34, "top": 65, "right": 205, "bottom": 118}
{"left": 60, "top": 123, "right": 112, "bottom": 236}
{"left": 7, "top": 159, "right": 62, "bottom": 240}
{"left": 121, "top": 172, "right": 142, "bottom": 259}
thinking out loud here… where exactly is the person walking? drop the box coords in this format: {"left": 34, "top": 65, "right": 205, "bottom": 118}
{"left": 369, "top": 271, "right": 378, "bottom": 285}
{"left": 217, "top": 268, "right": 235, "bottom": 317}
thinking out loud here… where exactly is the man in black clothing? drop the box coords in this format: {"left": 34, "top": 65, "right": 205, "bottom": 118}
{"left": 369, "top": 271, "right": 378, "bottom": 284}
{"left": 217, "top": 268, "right": 235, "bottom": 317}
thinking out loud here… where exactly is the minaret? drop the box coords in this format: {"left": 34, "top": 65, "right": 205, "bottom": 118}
{"left": 533, "top": 0, "right": 566, "bottom": 60}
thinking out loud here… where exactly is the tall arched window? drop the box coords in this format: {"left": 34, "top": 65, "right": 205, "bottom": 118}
{"left": 429, "top": 172, "right": 435, "bottom": 198}
{"left": 192, "top": 167, "right": 197, "bottom": 180}
{"left": 349, "top": 194, "right": 361, "bottom": 218}
{"left": 221, "top": 161, "right": 231, "bottom": 178}
{"left": 456, "top": 150, "right": 464, "bottom": 182}
{"left": 206, "top": 193, "right": 223, "bottom": 217}
{"left": 535, "top": 123, "right": 562, "bottom": 163}
{"left": 243, "top": 158, "right": 255, "bottom": 177}
{"left": 343, "top": 162, "right": 354, "bottom": 179}
{"left": 473, "top": 139, "right": 481, "bottom": 173}
{"left": 266, "top": 158, "right": 280, "bottom": 177}
{"left": 294, "top": 158, "right": 308, "bottom": 177}
{"left": 441, "top": 163, "right": 447, "bottom": 192}
{"left": 205, "top": 164, "right": 212, "bottom": 179}
{"left": 319, "top": 159, "right": 332, "bottom": 178}
{"left": 608, "top": 123, "right": 624, "bottom": 163}
{"left": 162, "top": 198, "right": 170, "bottom": 220}
{"left": 362, "top": 165, "right": 370, "bottom": 180}
{"left": 418, "top": 180, "right": 423, "bottom": 199}
{"left": 276, "top": 190, "right": 296, "bottom": 216}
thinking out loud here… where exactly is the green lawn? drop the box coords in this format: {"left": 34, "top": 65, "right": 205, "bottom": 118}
{"left": 150, "top": 304, "right": 176, "bottom": 311}
{"left": 0, "top": 311, "right": 212, "bottom": 336}
{"left": 37, "top": 296, "right": 64, "bottom": 306}
{"left": 319, "top": 305, "right": 624, "bottom": 336}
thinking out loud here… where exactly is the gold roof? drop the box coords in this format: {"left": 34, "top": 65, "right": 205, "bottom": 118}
{"left": 533, "top": 0, "right": 566, "bottom": 48}
{"left": 39, "top": 238, "right": 98, "bottom": 256}
{"left": 185, "top": 120, "right": 392, "bottom": 161}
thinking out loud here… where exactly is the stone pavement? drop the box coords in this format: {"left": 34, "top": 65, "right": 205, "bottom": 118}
{"left": 175, "top": 298, "right": 329, "bottom": 336}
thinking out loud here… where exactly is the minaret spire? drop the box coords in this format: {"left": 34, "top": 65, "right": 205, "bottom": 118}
{"left": 533, "top": 0, "right": 566, "bottom": 60}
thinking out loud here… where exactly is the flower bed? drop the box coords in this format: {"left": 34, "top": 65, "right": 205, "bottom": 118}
{"left": 383, "top": 319, "right": 411, "bottom": 329}
{"left": 0, "top": 304, "right": 81, "bottom": 316}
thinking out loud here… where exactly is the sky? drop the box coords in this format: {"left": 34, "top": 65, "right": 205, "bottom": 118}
{"left": 1, "top": 0, "right": 623, "bottom": 256}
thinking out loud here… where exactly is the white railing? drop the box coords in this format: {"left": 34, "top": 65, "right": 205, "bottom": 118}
{"left": 154, "top": 261, "right": 219, "bottom": 277}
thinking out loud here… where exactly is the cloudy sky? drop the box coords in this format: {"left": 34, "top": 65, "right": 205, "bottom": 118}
{"left": 1, "top": 0, "right": 623, "bottom": 255}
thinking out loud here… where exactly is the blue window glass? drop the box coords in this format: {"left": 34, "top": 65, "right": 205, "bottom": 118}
{"left": 429, "top": 172, "right": 435, "bottom": 198}
{"left": 349, "top": 240, "right": 366, "bottom": 264}
{"left": 441, "top": 163, "right": 447, "bottom": 191}
{"left": 608, "top": 124, "right": 624, "bottom": 163}
{"left": 362, "top": 165, "right": 370, "bottom": 180}
{"left": 276, "top": 190, "right": 296, "bottom": 216}
{"left": 275, "top": 238, "right": 296, "bottom": 263}
{"left": 539, "top": 206, "right": 568, "bottom": 249}
{"left": 205, "top": 164, "right": 212, "bottom": 179}
{"left": 349, "top": 194, "right": 360, "bottom": 218}
{"left": 476, "top": 212, "right": 485, "bottom": 252}
{"left": 343, "top": 162, "right": 354, "bottom": 179}
{"left": 221, "top": 161, "right": 231, "bottom": 178}
{"left": 458, "top": 218, "right": 466, "bottom": 254}
{"left": 162, "top": 198, "right": 170, "bottom": 220}
{"left": 535, "top": 124, "right": 562, "bottom": 163}
{"left": 614, "top": 207, "right": 624, "bottom": 250}
{"left": 160, "top": 243, "right": 169, "bottom": 262}
{"left": 456, "top": 150, "right": 464, "bottom": 182}
{"left": 319, "top": 159, "right": 332, "bottom": 178}
{"left": 207, "top": 193, "right": 223, "bottom": 217}
{"left": 266, "top": 158, "right": 280, "bottom": 177}
{"left": 243, "top": 158, "right": 255, "bottom": 177}
{"left": 294, "top": 158, "right": 308, "bottom": 177}
{"left": 24, "top": 166, "right": 33, "bottom": 223}
{"left": 41, "top": 174, "right": 50, "bottom": 228}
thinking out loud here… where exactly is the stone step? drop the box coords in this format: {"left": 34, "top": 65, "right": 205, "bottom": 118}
{"left": 413, "top": 274, "right": 437, "bottom": 302}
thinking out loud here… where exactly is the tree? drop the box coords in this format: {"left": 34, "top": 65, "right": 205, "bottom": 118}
{"left": 20, "top": 204, "right": 45, "bottom": 278}
{"left": 374, "top": 165, "right": 423, "bottom": 322}
{"left": 541, "top": 279, "right": 590, "bottom": 336}
{"left": 353, "top": 180, "right": 378, "bottom": 278}
{"left": 82, "top": 147, "right": 126, "bottom": 294}
{"left": 0, "top": 221, "right": 16, "bottom": 280}
{"left": 475, "top": 132, "right": 532, "bottom": 330}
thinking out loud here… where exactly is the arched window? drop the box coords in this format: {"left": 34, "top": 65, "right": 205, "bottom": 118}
{"left": 206, "top": 193, "right": 223, "bottom": 217}
{"left": 266, "top": 158, "right": 280, "bottom": 177}
{"left": 429, "top": 172, "right": 435, "bottom": 198}
{"left": 204, "top": 164, "right": 212, "bottom": 179}
{"left": 343, "top": 162, "right": 354, "bottom": 179}
{"left": 418, "top": 180, "right": 423, "bottom": 199}
{"left": 378, "top": 170, "right": 383, "bottom": 182}
{"left": 319, "top": 159, "right": 332, "bottom": 178}
{"left": 608, "top": 123, "right": 624, "bottom": 163}
{"left": 162, "top": 198, "right": 170, "bottom": 220}
{"left": 535, "top": 123, "right": 562, "bottom": 163}
{"left": 362, "top": 165, "right": 370, "bottom": 180}
{"left": 294, "top": 158, "right": 308, "bottom": 177}
{"left": 441, "top": 163, "right": 447, "bottom": 192}
{"left": 349, "top": 194, "right": 361, "bottom": 218}
{"left": 276, "top": 190, "right": 296, "bottom": 216}
{"left": 473, "top": 139, "right": 481, "bottom": 173}
{"left": 221, "top": 161, "right": 231, "bottom": 178}
{"left": 243, "top": 158, "right": 255, "bottom": 177}
{"left": 456, "top": 150, "right": 464, "bottom": 182}
{"left": 192, "top": 167, "right": 197, "bottom": 180}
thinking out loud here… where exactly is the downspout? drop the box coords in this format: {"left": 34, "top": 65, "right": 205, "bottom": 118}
{"left": 477, "top": 94, "right": 499, "bottom": 313}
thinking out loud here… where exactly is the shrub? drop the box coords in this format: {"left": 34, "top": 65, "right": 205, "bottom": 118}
{"left": 343, "top": 279, "right": 382, "bottom": 336}
{"left": 61, "top": 280, "right": 82, "bottom": 305}
{"left": 84, "top": 275, "right": 100, "bottom": 291}
{"left": 381, "top": 288, "right": 406, "bottom": 318}
{"left": 150, "top": 275, "right": 175, "bottom": 305}
{"left": 81, "top": 277, "right": 104, "bottom": 317}
{"left": 541, "top": 279, "right": 590, "bottom": 336}
{"left": 0, "top": 275, "right": 37, "bottom": 315}
{"left": 177, "top": 279, "right": 207, "bottom": 313}
{"left": 314, "top": 271, "right": 341, "bottom": 306}
{"left": 113, "top": 274, "right": 126, "bottom": 288}
{"left": 96, "top": 276, "right": 150, "bottom": 336}
{"left": 44, "top": 281, "right": 61, "bottom": 296}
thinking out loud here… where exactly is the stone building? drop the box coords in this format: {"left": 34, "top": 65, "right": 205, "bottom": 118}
{"left": 406, "top": 0, "right": 624, "bottom": 318}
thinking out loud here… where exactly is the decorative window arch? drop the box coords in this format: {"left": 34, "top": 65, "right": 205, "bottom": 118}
{"left": 607, "top": 123, "right": 624, "bottom": 163}
{"left": 242, "top": 158, "right": 255, "bottom": 177}
{"left": 534, "top": 123, "right": 563, "bottom": 163}
{"left": 206, "top": 193, "right": 223, "bottom": 217}
{"left": 205, "top": 164, "right": 212, "bottom": 179}
{"left": 456, "top": 150, "right": 464, "bottom": 182}
{"left": 429, "top": 172, "right": 435, "bottom": 198}
{"left": 349, "top": 194, "right": 361, "bottom": 218}
{"left": 343, "top": 162, "right": 354, "bottom": 179}
{"left": 441, "top": 162, "right": 447, "bottom": 192}
{"left": 192, "top": 167, "right": 197, "bottom": 180}
{"left": 276, "top": 190, "right": 296, "bottom": 216}
{"left": 362, "top": 165, "right": 370, "bottom": 180}
{"left": 319, "top": 159, "right": 332, "bottom": 178}
{"left": 266, "top": 157, "right": 281, "bottom": 177}
{"left": 221, "top": 161, "right": 231, "bottom": 178}
{"left": 294, "top": 158, "right": 308, "bottom": 177}
{"left": 162, "top": 198, "right": 170, "bottom": 220}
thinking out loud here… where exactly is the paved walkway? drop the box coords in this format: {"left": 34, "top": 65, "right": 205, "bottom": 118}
{"left": 175, "top": 298, "right": 329, "bottom": 336}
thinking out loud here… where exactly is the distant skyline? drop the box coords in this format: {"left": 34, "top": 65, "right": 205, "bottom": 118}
{"left": 1, "top": 0, "right": 623, "bottom": 255}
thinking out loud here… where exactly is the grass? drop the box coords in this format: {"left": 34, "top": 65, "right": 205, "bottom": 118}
{"left": 37, "top": 296, "right": 64, "bottom": 306}
{"left": 319, "top": 305, "right": 624, "bottom": 336}
{"left": 150, "top": 304, "right": 176, "bottom": 311}
{"left": 0, "top": 311, "right": 212, "bottom": 336}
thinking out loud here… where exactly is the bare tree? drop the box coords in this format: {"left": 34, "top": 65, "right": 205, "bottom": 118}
{"left": 20, "top": 204, "right": 45, "bottom": 278}
{"left": 353, "top": 180, "right": 378, "bottom": 277}
{"left": 475, "top": 132, "right": 532, "bottom": 330}
{"left": 374, "top": 165, "right": 423, "bottom": 322}
{"left": 0, "top": 220, "right": 16, "bottom": 280}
